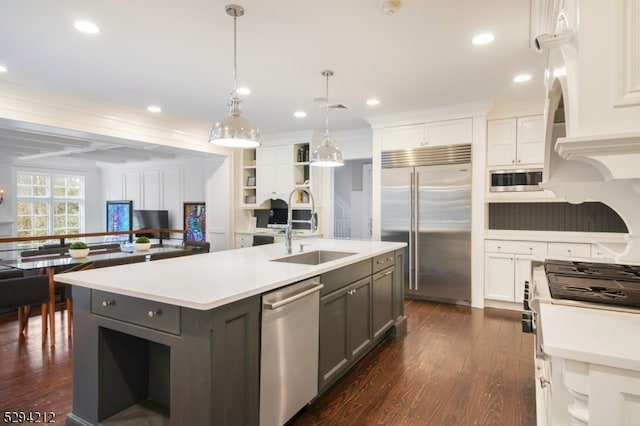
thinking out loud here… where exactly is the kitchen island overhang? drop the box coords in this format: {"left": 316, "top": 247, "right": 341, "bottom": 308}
{"left": 58, "top": 238, "right": 407, "bottom": 426}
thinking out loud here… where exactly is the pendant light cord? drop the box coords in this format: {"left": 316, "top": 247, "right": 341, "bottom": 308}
{"left": 232, "top": 14, "right": 238, "bottom": 94}
{"left": 324, "top": 72, "right": 330, "bottom": 141}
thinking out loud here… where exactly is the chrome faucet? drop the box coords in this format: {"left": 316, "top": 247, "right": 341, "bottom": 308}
{"left": 285, "top": 188, "right": 317, "bottom": 254}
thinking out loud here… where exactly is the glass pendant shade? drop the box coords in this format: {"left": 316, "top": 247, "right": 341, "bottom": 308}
{"left": 209, "top": 4, "right": 260, "bottom": 148}
{"left": 310, "top": 133, "right": 344, "bottom": 167}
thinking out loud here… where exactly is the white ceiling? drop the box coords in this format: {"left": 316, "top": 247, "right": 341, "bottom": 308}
{"left": 0, "top": 0, "right": 544, "bottom": 165}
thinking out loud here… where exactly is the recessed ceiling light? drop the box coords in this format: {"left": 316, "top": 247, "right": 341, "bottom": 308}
{"left": 513, "top": 73, "right": 532, "bottom": 83}
{"left": 294, "top": 111, "right": 307, "bottom": 118}
{"left": 0, "top": 65, "right": 7, "bottom": 73}
{"left": 74, "top": 20, "right": 100, "bottom": 34}
{"left": 237, "top": 87, "right": 251, "bottom": 95}
{"left": 472, "top": 33, "right": 495, "bottom": 45}
{"left": 367, "top": 98, "right": 380, "bottom": 106}
{"left": 147, "top": 105, "right": 162, "bottom": 113}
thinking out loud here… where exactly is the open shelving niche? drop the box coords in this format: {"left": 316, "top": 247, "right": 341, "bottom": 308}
{"left": 240, "top": 148, "right": 257, "bottom": 208}
{"left": 238, "top": 141, "right": 316, "bottom": 230}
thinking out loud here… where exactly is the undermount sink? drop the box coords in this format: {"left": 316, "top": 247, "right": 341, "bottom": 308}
{"left": 271, "top": 250, "right": 356, "bottom": 266}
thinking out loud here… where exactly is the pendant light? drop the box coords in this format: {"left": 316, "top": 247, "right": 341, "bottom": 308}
{"left": 310, "top": 70, "right": 344, "bottom": 167}
{"left": 209, "top": 4, "right": 261, "bottom": 148}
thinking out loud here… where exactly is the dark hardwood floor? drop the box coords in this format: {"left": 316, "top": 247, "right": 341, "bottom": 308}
{"left": 0, "top": 300, "right": 535, "bottom": 425}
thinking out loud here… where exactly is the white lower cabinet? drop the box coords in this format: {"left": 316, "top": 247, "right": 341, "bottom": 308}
{"left": 484, "top": 240, "right": 546, "bottom": 302}
{"left": 235, "top": 233, "right": 253, "bottom": 248}
{"left": 589, "top": 365, "right": 640, "bottom": 425}
{"left": 484, "top": 254, "right": 533, "bottom": 302}
{"left": 535, "top": 357, "right": 551, "bottom": 426}
{"left": 539, "top": 358, "right": 640, "bottom": 425}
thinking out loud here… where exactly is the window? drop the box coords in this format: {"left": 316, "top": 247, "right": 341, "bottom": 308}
{"left": 16, "top": 173, "right": 84, "bottom": 239}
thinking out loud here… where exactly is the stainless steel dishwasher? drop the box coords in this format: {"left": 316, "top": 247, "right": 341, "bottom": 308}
{"left": 260, "top": 276, "right": 323, "bottom": 426}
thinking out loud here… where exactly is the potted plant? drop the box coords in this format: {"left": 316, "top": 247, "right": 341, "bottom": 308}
{"left": 69, "top": 241, "right": 90, "bottom": 258}
{"left": 134, "top": 236, "right": 152, "bottom": 251}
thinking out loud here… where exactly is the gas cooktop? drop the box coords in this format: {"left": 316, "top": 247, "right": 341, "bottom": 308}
{"left": 544, "top": 259, "right": 640, "bottom": 309}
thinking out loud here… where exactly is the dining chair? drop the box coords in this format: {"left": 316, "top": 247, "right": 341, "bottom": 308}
{"left": 91, "top": 255, "right": 147, "bottom": 269}
{"left": 150, "top": 250, "right": 193, "bottom": 261}
{"left": 52, "top": 262, "right": 95, "bottom": 339}
{"left": 0, "top": 275, "right": 50, "bottom": 345}
{"left": 20, "top": 246, "right": 69, "bottom": 258}
{"left": 0, "top": 268, "right": 24, "bottom": 280}
{"left": 252, "top": 236, "right": 275, "bottom": 246}
{"left": 87, "top": 243, "right": 121, "bottom": 251}
{"left": 184, "top": 241, "right": 211, "bottom": 254}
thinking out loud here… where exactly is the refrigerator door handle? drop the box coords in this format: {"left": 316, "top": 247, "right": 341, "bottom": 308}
{"left": 414, "top": 171, "right": 419, "bottom": 291}
{"left": 408, "top": 171, "right": 414, "bottom": 291}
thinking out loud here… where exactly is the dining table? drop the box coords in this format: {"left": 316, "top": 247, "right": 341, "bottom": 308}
{"left": 0, "top": 245, "right": 191, "bottom": 346}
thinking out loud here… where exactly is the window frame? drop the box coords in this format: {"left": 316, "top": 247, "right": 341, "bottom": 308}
{"left": 15, "top": 171, "right": 86, "bottom": 239}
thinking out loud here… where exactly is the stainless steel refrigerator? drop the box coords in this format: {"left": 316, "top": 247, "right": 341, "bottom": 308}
{"left": 381, "top": 144, "right": 471, "bottom": 302}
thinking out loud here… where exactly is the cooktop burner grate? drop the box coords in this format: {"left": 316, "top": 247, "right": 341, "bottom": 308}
{"left": 545, "top": 259, "right": 640, "bottom": 309}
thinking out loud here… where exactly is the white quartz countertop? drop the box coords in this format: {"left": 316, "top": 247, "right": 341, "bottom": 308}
{"left": 54, "top": 238, "right": 405, "bottom": 310}
{"left": 539, "top": 303, "right": 640, "bottom": 371}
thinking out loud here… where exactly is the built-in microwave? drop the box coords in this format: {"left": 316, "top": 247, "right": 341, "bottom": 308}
{"left": 489, "top": 168, "right": 543, "bottom": 192}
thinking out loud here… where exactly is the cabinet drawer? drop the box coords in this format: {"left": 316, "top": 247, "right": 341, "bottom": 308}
{"left": 91, "top": 290, "right": 181, "bottom": 335}
{"left": 373, "top": 251, "right": 395, "bottom": 273}
{"left": 235, "top": 234, "right": 253, "bottom": 248}
{"left": 547, "top": 242, "right": 591, "bottom": 258}
{"left": 485, "top": 240, "right": 547, "bottom": 255}
{"left": 320, "top": 259, "right": 372, "bottom": 296}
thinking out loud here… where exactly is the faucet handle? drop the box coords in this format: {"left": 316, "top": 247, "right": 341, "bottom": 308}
{"left": 299, "top": 244, "right": 310, "bottom": 253}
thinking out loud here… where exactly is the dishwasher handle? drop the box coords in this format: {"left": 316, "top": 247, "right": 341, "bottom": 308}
{"left": 263, "top": 283, "right": 324, "bottom": 310}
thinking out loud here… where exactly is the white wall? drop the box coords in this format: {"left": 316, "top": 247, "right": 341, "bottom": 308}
{"left": 101, "top": 156, "right": 231, "bottom": 249}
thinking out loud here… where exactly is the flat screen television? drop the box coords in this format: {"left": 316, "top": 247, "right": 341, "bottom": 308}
{"left": 133, "top": 210, "right": 170, "bottom": 239}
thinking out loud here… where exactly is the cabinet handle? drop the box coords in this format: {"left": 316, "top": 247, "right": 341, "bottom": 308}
{"left": 539, "top": 376, "right": 550, "bottom": 388}
{"left": 386, "top": 256, "right": 393, "bottom": 261}
{"left": 102, "top": 300, "right": 115, "bottom": 307}
{"left": 148, "top": 309, "right": 161, "bottom": 318}
{"left": 382, "top": 270, "right": 393, "bottom": 276}
{"left": 376, "top": 260, "right": 384, "bottom": 265}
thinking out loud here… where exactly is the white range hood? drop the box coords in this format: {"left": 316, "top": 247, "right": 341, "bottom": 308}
{"left": 534, "top": 0, "right": 640, "bottom": 262}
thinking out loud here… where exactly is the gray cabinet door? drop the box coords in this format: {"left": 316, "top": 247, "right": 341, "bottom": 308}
{"left": 349, "top": 277, "right": 372, "bottom": 360}
{"left": 372, "top": 267, "right": 394, "bottom": 340}
{"left": 209, "top": 296, "right": 261, "bottom": 426}
{"left": 393, "top": 249, "right": 406, "bottom": 323}
{"left": 319, "top": 287, "right": 350, "bottom": 390}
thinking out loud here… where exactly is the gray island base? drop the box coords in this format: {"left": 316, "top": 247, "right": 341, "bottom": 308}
{"left": 56, "top": 239, "right": 407, "bottom": 426}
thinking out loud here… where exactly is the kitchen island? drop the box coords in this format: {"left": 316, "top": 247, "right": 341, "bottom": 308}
{"left": 55, "top": 238, "right": 406, "bottom": 426}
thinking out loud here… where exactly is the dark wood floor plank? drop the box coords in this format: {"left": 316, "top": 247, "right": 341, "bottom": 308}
{"left": 0, "top": 300, "right": 535, "bottom": 425}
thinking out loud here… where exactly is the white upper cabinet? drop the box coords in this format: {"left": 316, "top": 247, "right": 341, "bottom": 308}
{"left": 425, "top": 118, "right": 472, "bottom": 146}
{"left": 381, "top": 124, "right": 425, "bottom": 150}
{"left": 487, "top": 115, "right": 544, "bottom": 166}
{"left": 256, "top": 145, "right": 293, "bottom": 203}
{"left": 381, "top": 118, "right": 472, "bottom": 150}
